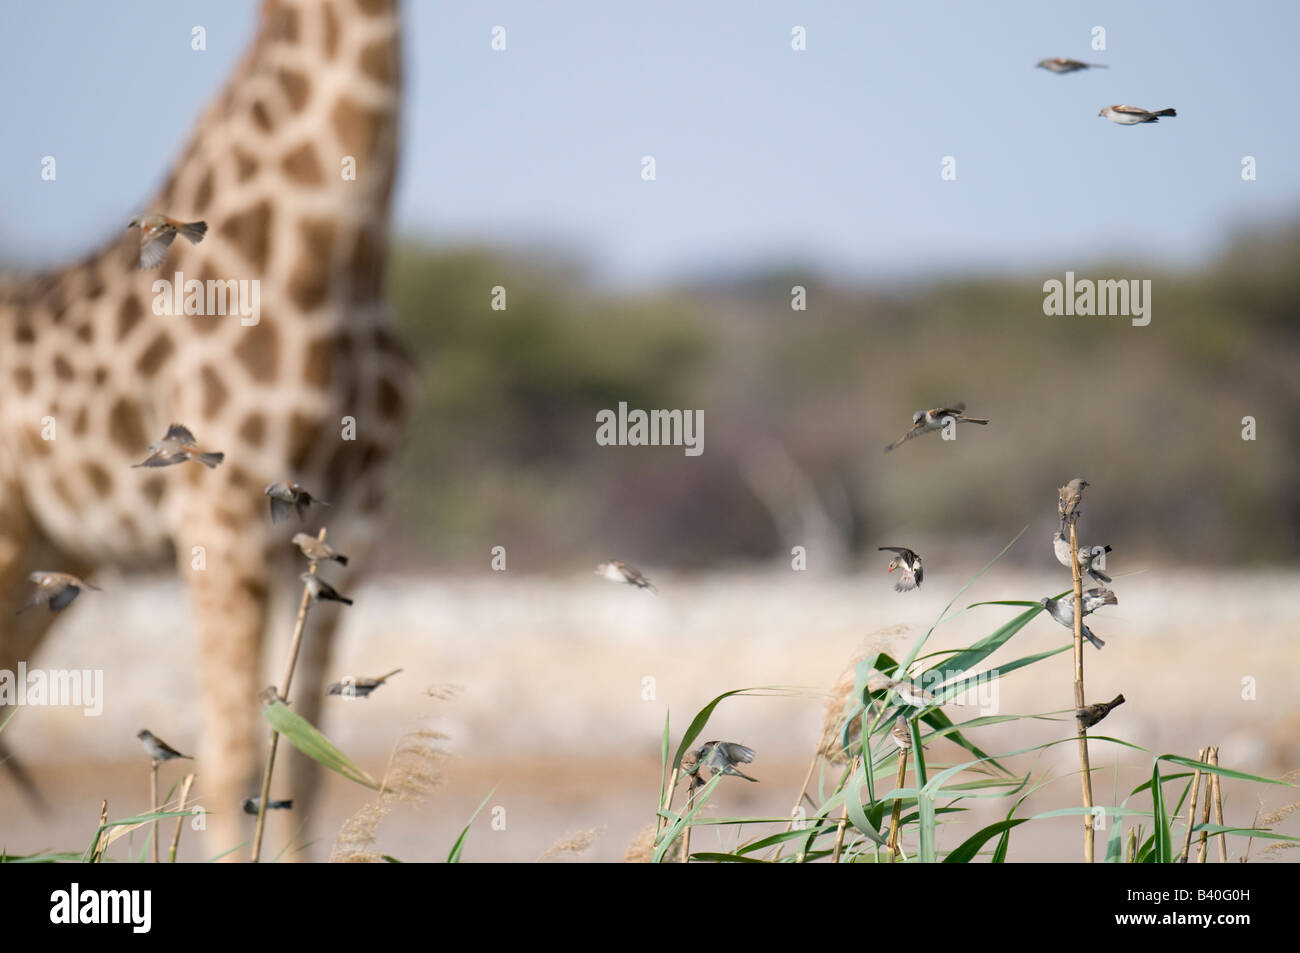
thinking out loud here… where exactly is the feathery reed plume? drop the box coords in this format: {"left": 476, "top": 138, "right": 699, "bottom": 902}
{"left": 818, "top": 626, "right": 911, "bottom": 763}
{"left": 252, "top": 526, "right": 328, "bottom": 862}
{"left": 330, "top": 727, "right": 451, "bottom": 862}
{"left": 625, "top": 821, "right": 684, "bottom": 863}
{"left": 539, "top": 826, "right": 605, "bottom": 862}
{"left": 168, "top": 773, "right": 196, "bottom": 863}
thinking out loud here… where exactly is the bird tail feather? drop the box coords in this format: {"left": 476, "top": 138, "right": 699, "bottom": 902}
{"left": 178, "top": 221, "right": 208, "bottom": 244}
{"left": 1152, "top": 108, "right": 1176, "bottom": 117}
{"left": 195, "top": 451, "right": 224, "bottom": 468}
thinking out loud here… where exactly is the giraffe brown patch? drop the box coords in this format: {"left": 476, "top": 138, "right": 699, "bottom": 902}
{"left": 287, "top": 411, "right": 331, "bottom": 470}
{"left": 233, "top": 146, "right": 258, "bottom": 182}
{"left": 281, "top": 142, "right": 323, "bottom": 185}
{"left": 24, "top": 426, "right": 50, "bottom": 457}
{"left": 332, "top": 97, "right": 386, "bottom": 160}
{"left": 13, "top": 368, "right": 33, "bottom": 393}
{"left": 140, "top": 476, "right": 166, "bottom": 505}
{"left": 347, "top": 226, "right": 385, "bottom": 299}
{"left": 117, "top": 515, "right": 141, "bottom": 545}
{"left": 267, "top": 0, "right": 299, "bottom": 42}
{"left": 53, "top": 354, "right": 74, "bottom": 381}
{"left": 94, "top": 366, "right": 108, "bottom": 385}
{"left": 302, "top": 332, "right": 352, "bottom": 389}
{"left": 215, "top": 506, "right": 242, "bottom": 531}
{"left": 194, "top": 168, "right": 215, "bottom": 215}
{"left": 200, "top": 364, "right": 228, "bottom": 418}
{"left": 108, "top": 397, "right": 148, "bottom": 455}
{"left": 225, "top": 464, "right": 257, "bottom": 493}
{"left": 14, "top": 322, "right": 34, "bottom": 344}
{"left": 234, "top": 320, "right": 279, "bottom": 383}
{"left": 278, "top": 69, "right": 310, "bottom": 112}
{"left": 50, "top": 476, "right": 77, "bottom": 509}
{"left": 355, "top": 0, "right": 390, "bottom": 16}
{"left": 359, "top": 38, "right": 396, "bottom": 85}
{"left": 136, "top": 332, "right": 175, "bottom": 377}
{"left": 117, "top": 295, "right": 143, "bottom": 341}
{"left": 184, "top": 262, "right": 224, "bottom": 336}
{"left": 238, "top": 412, "right": 266, "bottom": 447}
{"left": 322, "top": 2, "right": 340, "bottom": 58}
{"left": 75, "top": 322, "right": 93, "bottom": 343}
{"left": 251, "top": 99, "right": 273, "bottom": 132}
{"left": 82, "top": 462, "right": 113, "bottom": 497}
{"left": 288, "top": 218, "right": 335, "bottom": 310}
{"left": 220, "top": 202, "right": 272, "bottom": 271}
{"left": 84, "top": 268, "right": 105, "bottom": 300}
{"left": 72, "top": 406, "right": 88, "bottom": 435}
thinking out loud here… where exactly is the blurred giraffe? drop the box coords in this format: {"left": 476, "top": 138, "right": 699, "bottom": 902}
{"left": 0, "top": 0, "right": 411, "bottom": 856}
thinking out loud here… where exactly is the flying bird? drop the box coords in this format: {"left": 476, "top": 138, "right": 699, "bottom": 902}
{"left": 132, "top": 423, "right": 224, "bottom": 469}
{"left": 1076, "top": 694, "right": 1126, "bottom": 729}
{"left": 265, "top": 481, "right": 328, "bottom": 524}
{"left": 884, "top": 404, "right": 988, "bottom": 452}
{"left": 1036, "top": 58, "right": 1107, "bottom": 73}
{"left": 327, "top": 668, "right": 403, "bottom": 698}
{"left": 1099, "top": 105, "right": 1177, "bottom": 125}
{"left": 299, "top": 573, "right": 353, "bottom": 606}
{"left": 17, "top": 571, "right": 99, "bottom": 614}
{"left": 1052, "top": 532, "right": 1113, "bottom": 584}
{"left": 136, "top": 729, "right": 191, "bottom": 762}
{"left": 242, "top": 797, "right": 293, "bottom": 815}
{"left": 879, "top": 547, "right": 923, "bottom": 592}
{"left": 1040, "top": 596, "right": 1105, "bottom": 649}
{"left": 1081, "top": 586, "right": 1118, "bottom": 614}
{"left": 292, "top": 532, "right": 348, "bottom": 566}
{"left": 689, "top": 741, "right": 758, "bottom": 782}
{"left": 594, "top": 561, "right": 657, "bottom": 593}
{"left": 127, "top": 214, "right": 207, "bottom": 270}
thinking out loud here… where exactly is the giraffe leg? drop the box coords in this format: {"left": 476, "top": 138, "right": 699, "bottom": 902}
{"left": 176, "top": 515, "right": 271, "bottom": 861}
{"left": 0, "top": 481, "right": 92, "bottom": 810}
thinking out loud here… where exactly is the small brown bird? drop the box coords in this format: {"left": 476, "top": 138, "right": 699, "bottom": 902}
{"left": 17, "top": 571, "right": 100, "bottom": 614}
{"left": 327, "top": 668, "right": 403, "bottom": 698}
{"left": 594, "top": 561, "right": 657, "bottom": 593}
{"left": 1057, "top": 478, "right": 1089, "bottom": 530}
{"left": 242, "top": 797, "right": 293, "bottom": 815}
{"left": 877, "top": 677, "right": 935, "bottom": 707}
{"left": 891, "top": 716, "right": 913, "bottom": 752}
{"left": 300, "top": 573, "right": 353, "bottom": 606}
{"left": 133, "top": 423, "right": 224, "bottom": 469}
{"left": 136, "top": 729, "right": 191, "bottom": 762}
{"left": 292, "top": 532, "right": 348, "bottom": 566}
{"left": 127, "top": 214, "right": 207, "bottom": 270}
{"left": 1099, "top": 105, "right": 1177, "bottom": 125}
{"left": 1036, "top": 57, "right": 1107, "bottom": 73}
{"left": 265, "top": 482, "right": 328, "bottom": 525}
{"left": 1076, "top": 693, "right": 1126, "bottom": 729}
{"left": 1052, "top": 532, "right": 1113, "bottom": 584}
{"left": 878, "top": 547, "right": 923, "bottom": 592}
{"left": 884, "top": 404, "right": 989, "bottom": 452}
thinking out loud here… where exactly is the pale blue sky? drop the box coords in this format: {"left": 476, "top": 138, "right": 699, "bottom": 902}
{"left": 1, "top": 1, "right": 1296, "bottom": 286}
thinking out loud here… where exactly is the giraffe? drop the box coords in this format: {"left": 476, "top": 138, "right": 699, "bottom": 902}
{"left": 0, "top": 0, "right": 411, "bottom": 857}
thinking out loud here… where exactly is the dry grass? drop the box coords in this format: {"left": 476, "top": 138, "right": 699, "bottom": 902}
{"left": 818, "top": 625, "right": 911, "bottom": 763}
{"left": 538, "top": 826, "right": 605, "bottom": 862}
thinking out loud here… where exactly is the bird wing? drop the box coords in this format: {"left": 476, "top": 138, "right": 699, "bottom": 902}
{"left": 883, "top": 424, "right": 922, "bottom": 452}
{"left": 133, "top": 451, "right": 183, "bottom": 467}
{"left": 139, "top": 230, "right": 177, "bottom": 269}
{"left": 164, "top": 423, "right": 198, "bottom": 444}
{"left": 878, "top": 546, "right": 909, "bottom": 556}
{"left": 718, "top": 742, "right": 755, "bottom": 764}
{"left": 1112, "top": 105, "right": 1150, "bottom": 116}
{"left": 48, "top": 585, "right": 81, "bottom": 612}
{"left": 268, "top": 497, "right": 294, "bottom": 524}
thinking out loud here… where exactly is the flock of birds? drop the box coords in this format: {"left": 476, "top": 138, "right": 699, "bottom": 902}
{"left": 20, "top": 400, "right": 397, "bottom": 813}
{"left": 1035, "top": 57, "right": 1177, "bottom": 125}
{"left": 599, "top": 417, "right": 1130, "bottom": 790}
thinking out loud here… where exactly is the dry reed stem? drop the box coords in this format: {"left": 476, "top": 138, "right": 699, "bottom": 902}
{"left": 1210, "top": 751, "right": 1227, "bottom": 862}
{"left": 149, "top": 760, "right": 159, "bottom": 863}
{"left": 168, "top": 772, "right": 196, "bottom": 863}
{"left": 92, "top": 800, "right": 109, "bottom": 862}
{"left": 251, "top": 526, "right": 327, "bottom": 863}
{"left": 1068, "top": 521, "right": 1095, "bottom": 862}
{"left": 1196, "top": 746, "right": 1215, "bottom": 863}
{"left": 887, "top": 747, "right": 908, "bottom": 857}
{"left": 1179, "top": 747, "right": 1207, "bottom": 863}
{"left": 1125, "top": 826, "right": 1137, "bottom": 863}
{"left": 830, "top": 756, "right": 859, "bottom": 863}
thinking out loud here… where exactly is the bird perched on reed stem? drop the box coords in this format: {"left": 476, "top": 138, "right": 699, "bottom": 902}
{"left": 1076, "top": 694, "right": 1126, "bottom": 729}
{"left": 136, "top": 729, "right": 191, "bottom": 762}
